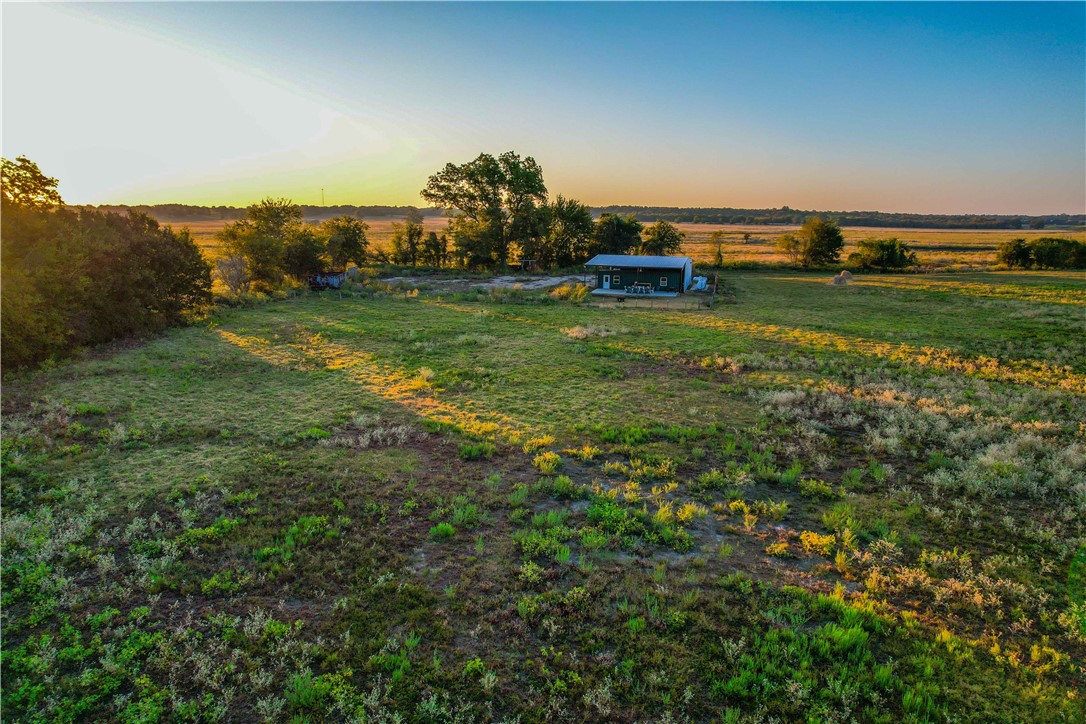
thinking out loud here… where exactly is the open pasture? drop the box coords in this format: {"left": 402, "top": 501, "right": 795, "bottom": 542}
{"left": 3, "top": 271, "right": 1084, "bottom": 721}
{"left": 674, "top": 223, "right": 1086, "bottom": 268}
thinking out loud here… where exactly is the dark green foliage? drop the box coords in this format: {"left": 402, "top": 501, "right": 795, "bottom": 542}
{"left": 321, "top": 215, "right": 369, "bottom": 268}
{"left": 421, "top": 151, "right": 548, "bottom": 269}
{"left": 218, "top": 198, "right": 304, "bottom": 285}
{"left": 591, "top": 213, "right": 643, "bottom": 256}
{"left": 282, "top": 225, "right": 328, "bottom": 278}
{"left": 531, "top": 195, "right": 595, "bottom": 268}
{"left": 1029, "top": 237, "right": 1086, "bottom": 269}
{"left": 419, "top": 231, "right": 450, "bottom": 268}
{"left": 848, "top": 238, "right": 918, "bottom": 270}
{"left": 640, "top": 220, "right": 685, "bottom": 256}
{"left": 997, "top": 236, "right": 1086, "bottom": 269}
{"left": 390, "top": 219, "right": 425, "bottom": 266}
{"left": 797, "top": 216, "right": 845, "bottom": 267}
{"left": 995, "top": 238, "right": 1033, "bottom": 269}
{"left": 1, "top": 168, "right": 212, "bottom": 368}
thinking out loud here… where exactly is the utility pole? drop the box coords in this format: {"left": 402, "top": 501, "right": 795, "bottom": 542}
{"left": 321, "top": 188, "right": 325, "bottom": 206}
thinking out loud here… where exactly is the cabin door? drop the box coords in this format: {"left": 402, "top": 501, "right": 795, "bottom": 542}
{"left": 602, "top": 274, "right": 611, "bottom": 290}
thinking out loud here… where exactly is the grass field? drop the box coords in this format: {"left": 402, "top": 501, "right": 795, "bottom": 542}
{"left": 3, "top": 271, "right": 1085, "bottom": 721}
{"left": 170, "top": 216, "right": 1086, "bottom": 269}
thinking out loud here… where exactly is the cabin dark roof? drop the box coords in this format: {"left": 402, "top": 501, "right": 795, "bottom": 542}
{"left": 584, "top": 254, "right": 692, "bottom": 269}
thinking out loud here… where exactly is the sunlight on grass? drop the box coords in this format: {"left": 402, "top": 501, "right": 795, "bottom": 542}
{"left": 216, "top": 328, "right": 530, "bottom": 442}
{"left": 652, "top": 311, "right": 1086, "bottom": 395}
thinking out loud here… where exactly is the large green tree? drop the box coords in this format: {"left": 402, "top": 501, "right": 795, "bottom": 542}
{"left": 1, "top": 155, "right": 63, "bottom": 210}
{"left": 540, "top": 196, "right": 595, "bottom": 268}
{"left": 591, "top": 213, "right": 643, "bottom": 256}
{"left": 640, "top": 220, "right": 685, "bottom": 256}
{"left": 421, "top": 151, "right": 547, "bottom": 269}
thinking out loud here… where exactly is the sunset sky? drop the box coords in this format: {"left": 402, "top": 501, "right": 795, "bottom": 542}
{"left": 3, "top": 2, "right": 1084, "bottom": 214}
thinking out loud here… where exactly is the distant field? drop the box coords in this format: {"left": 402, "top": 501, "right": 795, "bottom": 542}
{"left": 4, "top": 270, "right": 1084, "bottom": 721}
{"left": 174, "top": 217, "right": 452, "bottom": 261}
{"left": 169, "top": 216, "right": 1085, "bottom": 268}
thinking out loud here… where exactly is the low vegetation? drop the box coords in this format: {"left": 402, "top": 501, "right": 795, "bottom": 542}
{"left": 3, "top": 267, "right": 1083, "bottom": 721}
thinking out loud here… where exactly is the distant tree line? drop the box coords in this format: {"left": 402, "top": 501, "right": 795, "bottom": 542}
{"left": 85, "top": 204, "right": 446, "bottom": 223}
{"left": 996, "top": 237, "right": 1086, "bottom": 269}
{"left": 590, "top": 205, "right": 1084, "bottom": 230}
{"left": 85, "top": 202, "right": 1085, "bottom": 232}
{"left": 2, "top": 157, "right": 212, "bottom": 368}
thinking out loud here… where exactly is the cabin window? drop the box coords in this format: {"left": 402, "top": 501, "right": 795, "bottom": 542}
{"left": 660, "top": 276, "right": 668, "bottom": 287}
{"left": 613, "top": 275, "right": 620, "bottom": 284}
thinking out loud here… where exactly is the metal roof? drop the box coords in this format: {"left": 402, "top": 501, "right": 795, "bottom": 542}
{"left": 584, "top": 254, "right": 692, "bottom": 269}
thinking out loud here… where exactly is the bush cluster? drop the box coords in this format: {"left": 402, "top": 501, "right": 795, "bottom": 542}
{"left": 996, "top": 237, "right": 1085, "bottom": 269}
{"left": 2, "top": 157, "right": 212, "bottom": 368}
{"left": 847, "top": 238, "right": 918, "bottom": 270}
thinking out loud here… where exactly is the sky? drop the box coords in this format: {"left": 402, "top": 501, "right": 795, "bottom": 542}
{"left": 3, "top": 2, "right": 1084, "bottom": 215}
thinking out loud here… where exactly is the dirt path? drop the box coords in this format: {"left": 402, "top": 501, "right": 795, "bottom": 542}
{"left": 383, "top": 274, "right": 587, "bottom": 291}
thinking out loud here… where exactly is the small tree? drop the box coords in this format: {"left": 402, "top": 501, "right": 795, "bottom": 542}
{"left": 217, "top": 198, "right": 306, "bottom": 286}
{"left": 776, "top": 233, "right": 802, "bottom": 266}
{"left": 216, "top": 255, "right": 251, "bottom": 295}
{"left": 996, "top": 238, "right": 1032, "bottom": 269}
{"left": 797, "top": 216, "right": 844, "bottom": 267}
{"left": 322, "top": 215, "right": 369, "bottom": 268}
{"left": 420, "top": 231, "right": 450, "bottom": 268}
{"left": 282, "top": 225, "right": 327, "bottom": 278}
{"left": 640, "top": 220, "right": 685, "bottom": 256}
{"left": 710, "top": 231, "right": 725, "bottom": 266}
{"left": 390, "top": 220, "right": 424, "bottom": 266}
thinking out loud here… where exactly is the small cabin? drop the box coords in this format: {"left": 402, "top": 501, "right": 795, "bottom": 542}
{"left": 585, "top": 254, "right": 694, "bottom": 296}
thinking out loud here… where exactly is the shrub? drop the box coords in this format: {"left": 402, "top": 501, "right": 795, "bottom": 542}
{"left": 799, "top": 478, "right": 839, "bottom": 498}
{"left": 847, "top": 238, "right": 918, "bottom": 270}
{"left": 550, "top": 475, "right": 584, "bottom": 499}
{"left": 429, "top": 522, "right": 455, "bottom": 539}
{"left": 523, "top": 435, "right": 555, "bottom": 454}
{"left": 765, "top": 541, "right": 792, "bottom": 558}
{"left": 298, "top": 427, "right": 330, "bottom": 441}
{"left": 564, "top": 444, "right": 601, "bottom": 461}
{"left": 799, "top": 530, "right": 836, "bottom": 556}
{"left": 533, "top": 452, "right": 561, "bottom": 474}
{"left": 459, "top": 441, "right": 496, "bottom": 460}
{"left": 285, "top": 672, "right": 333, "bottom": 712}
{"left": 997, "top": 236, "right": 1086, "bottom": 269}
